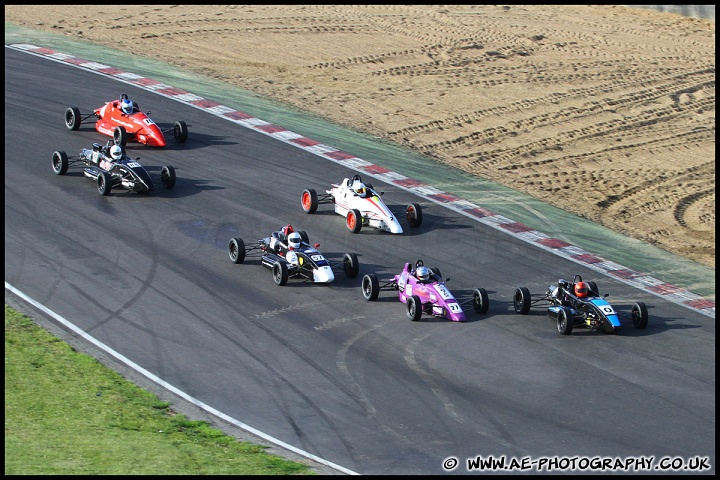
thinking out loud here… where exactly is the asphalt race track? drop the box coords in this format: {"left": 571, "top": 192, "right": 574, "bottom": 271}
{"left": 4, "top": 47, "right": 715, "bottom": 475}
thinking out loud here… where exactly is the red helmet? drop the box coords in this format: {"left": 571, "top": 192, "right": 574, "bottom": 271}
{"left": 574, "top": 282, "right": 589, "bottom": 298}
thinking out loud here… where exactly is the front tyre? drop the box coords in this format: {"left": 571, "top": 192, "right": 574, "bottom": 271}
{"left": 513, "top": 287, "right": 531, "bottom": 314}
{"left": 557, "top": 307, "right": 573, "bottom": 335}
{"left": 362, "top": 274, "right": 380, "bottom": 301}
{"left": 52, "top": 150, "right": 69, "bottom": 175}
{"left": 347, "top": 209, "right": 362, "bottom": 233}
{"left": 631, "top": 302, "right": 649, "bottom": 329}
{"left": 407, "top": 295, "right": 423, "bottom": 321}
{"left": 272, "top": 261, "right": 289, "bottom": 286}
{"left": 173, "top": 120, "right": 188, "bottom": 143}
{"left": 65, "top": 107, "right": 81, "bottom": 130}
{"left": 97, "top": 171, "right": 112, "bottom": 196}
{"left": 113, "top": 126, "right": 128, "bottom": 147}
{"left": 407, "top": 203, "right": 423, "bottom": 228}
{"left": 473, "top": 288, "right": 490, "bottom": 314}
{"left": 301, "top": 189, "right": 318, "bottom": 214}
{"left": 228, "top": 237, "right": 246, "bottom": 264}
{"left": 160, "top": 165, "right": 176, "bottom": 189}
{"left": 343, "top": 252, "right": 360, "bottom": 278}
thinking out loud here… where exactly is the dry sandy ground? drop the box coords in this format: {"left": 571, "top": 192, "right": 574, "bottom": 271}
{"left": 6, "top": 5, "right": 715, "bottom": 269}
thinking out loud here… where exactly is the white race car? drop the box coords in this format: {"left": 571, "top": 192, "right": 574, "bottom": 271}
{"left": 301, "top": 174, "right": 423, "bottom": 234}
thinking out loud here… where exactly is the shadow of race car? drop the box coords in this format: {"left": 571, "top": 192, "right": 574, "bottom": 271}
{"left": 228, "top": 225, "right": 360, "bottom": 286}
{"left": 52, "top": 141, "right": 176, "bottom": 196}
{"left": 65, "top": 93, "right": 188, "bottom": 148}
{"left": 512, "top": 274, "right": 649, "bottom": 335}
{"left": 301, "top": 174, "right": 422, "bottom": 234}
{"left": 361, "top": 260, "right": 489, "bottom": 322}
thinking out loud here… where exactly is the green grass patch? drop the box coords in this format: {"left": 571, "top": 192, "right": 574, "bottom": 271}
{"left": 5, "top": 304, "right": 315, "bottom": 475}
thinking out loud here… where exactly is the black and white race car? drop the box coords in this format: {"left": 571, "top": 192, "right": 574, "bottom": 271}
{"left": 52, "top": 140, "right": 176, "bottom": 195}
{"left": 227, "top": 225, "right": 360, "bottom": 286}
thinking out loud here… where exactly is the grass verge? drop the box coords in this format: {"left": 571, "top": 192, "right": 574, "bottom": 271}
{"left": 5, "top": 304, "right": 316, "bottom": 475}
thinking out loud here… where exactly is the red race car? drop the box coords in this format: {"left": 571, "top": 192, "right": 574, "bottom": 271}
{"left": 64, "top": 93, "right": 188, "bottom": 148}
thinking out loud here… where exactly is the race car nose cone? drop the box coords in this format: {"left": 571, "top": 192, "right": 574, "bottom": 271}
{"left": 388, "top": 222, "right": 404, "bottom": 234}
{"left": 314, "top": 266, "right": 335, "bottom": 283}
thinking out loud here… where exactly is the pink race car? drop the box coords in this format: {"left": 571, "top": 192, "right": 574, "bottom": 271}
{"left": 65, "top": 93, "right": 188, "bottom": 148}
{"left": 361, "top": 260, "right": 489, "bottom": 322}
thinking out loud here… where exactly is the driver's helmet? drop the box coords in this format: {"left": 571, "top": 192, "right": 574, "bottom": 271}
{"left": 109, "top": 145, "right": 123, "bottom": 160}
{"left": 574, "top": 281, "right": 589, "bottom": 298}
{"left": 282, "top": 224, "right": 294, "bottom": 237}
{"left": 121, "top": 98, "right": 133, "bottom": 115}
{"left": 288, "top": 231, "right": 302, "bottom": 249}
{"left": 352, "top": 180, "right": 366, "bottom": 196}
{"left": 416, "top": 266, "right": 430, "bottom": 282}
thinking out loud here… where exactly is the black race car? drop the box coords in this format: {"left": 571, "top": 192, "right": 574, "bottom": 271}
{"left": 513, "top": 274, "right": 649, "bottom": 335}
{"left": 227, "top": 225, "right": 360, "bottom": 286}
{"left": 52, "top": 141, "right": 176, "bottom": 195}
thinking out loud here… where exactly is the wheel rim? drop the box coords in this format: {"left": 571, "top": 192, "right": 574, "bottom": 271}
{"left": 229, "top": 243, "right": 237, "bottom": 261}
{"left": 302, "top": 193, "right": 310, "bottom": 209}
{"left": 362, "top": 279, "right": 370, "bottom": 297}
{"left": 348, "top": 213, "right": 356, "bottom": 229}
{"left": 407, "top": 205, "right": 415, "bottom": 222}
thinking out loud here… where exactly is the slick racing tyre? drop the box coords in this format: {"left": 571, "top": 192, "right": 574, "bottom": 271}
{"left": 407, "top": 295, "right": 423, "bottom": 322}
{"left": 346, "top": 209, "right": 362, "bottom": 233}
{"left": 473, "top": 288, "right": 490, "bottom": 314}
{"left": 228, "top": 237, "right": 246, "bottom": 264}
{"left": 113, "top": 126, "right": 128, "bottom": 147}
{"left": 631, "top": 302, "right": 649, "bottom": 329}
{"left": 407, "top": 202, "right": 423, "bottom": 228}
{"left": 362, "top": 274, "right": 380, "bottom": 301}
{"left": 272, "top": 261, "right": 289, "bottom": 286}
{"left": 65, "top": 107, "right": 81, "bottom": 130}
{"left": 343, "top": 252, "right": 360, "bottom": 278}
{"left": 173, "top": 120, "right": 188, "bottom": 143}
{"left": 557, "top": 307, "right": 574, "bottom": 335}
{"left": 52, "top": 150, "right": 69, "bottom": 175}
{"left": 301, "top": 189, "right": 318, "bottom": 214}
{"left": 97, "top": 171, "right": 112, "bottom": 196}
{"left": 160, "top": 165, "right": 176, "bottom": 189}
{"left": 513, "top": 287, "right": 531, "bottom": 315}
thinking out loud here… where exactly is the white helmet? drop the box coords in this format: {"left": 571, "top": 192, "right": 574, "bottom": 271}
{"left": 121, "top": 98, "right": 133, "bottom": 115}
{"left": 288, "top": 231, "right": 302, "bottom": 249}
{"left": 110, "top": 145, "right": 123, "bottom": 160}
{"left": 416, "top": 266, "right": 430, "bottom": 282}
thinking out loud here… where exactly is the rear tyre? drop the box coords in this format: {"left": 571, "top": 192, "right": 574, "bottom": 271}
{"left": 407, "top": 203, "right": 423, "bottom": 228}
{"left": 272, "top": 261, "right": 289, "bottom": 286}
{"left": 160, "top": 165, "right": 176, "bottom": 189}
{"left": 362, "top": 274, "right": 379, "bottom": 301}
{"left": 65, "top": 107, "right": 81, "bottom": 130}
{"left": 301, "top": 189, "right": 318, "bottom": 214}
{"left": 228, "top": 237, "right": 245, "bottom": 264}
{"left": 343, "top": 252, "right": 360, "bottom": 278}
{"left": 513, "top": 287, "right": 531, "bottom": 314}
{"left": 557, "top": 307, "right": 573, "bottom": 335}
{"left": 631, "top": 302, "right": 649, "bottom": 329}
{"left": 297, "top": 230, "right": 309, "bottom": 244}
{"left": 407, "top": 295, "right": 423, "bottom": 321}
{"left": 173, "top": 120, "right": 188, "bottom": 143}
{"left": 113, "top": 126, "right": 128, "bottom": 147}
{"left": 429, "top": 267, "right": 442, "bottom": 281}
{"left": 473, "top": 288, "right": 490, "bottom": 314}
{"left": 347, "top": 209, "right": 362, "bottom": 233}
{"left": 97, "top": 171, "right": 112, "bottom": 196}
{"left": 52, "top": 150, "right": 69, "bottom": 175}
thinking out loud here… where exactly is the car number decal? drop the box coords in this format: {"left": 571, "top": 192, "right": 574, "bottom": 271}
{"left": 127, "top": 162, "right": 141, "bottom": 168}
{"left": 447, "top": 303, "right": 461, "bottom": 313}
{"left": 310, "top": 254, "right": 324, "bottom": 262}
{"left": 599, "top": 305, "right": 616, "bottom": 315}
{"left": 143, "top": 118, "right": 156, "bottom": 126}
